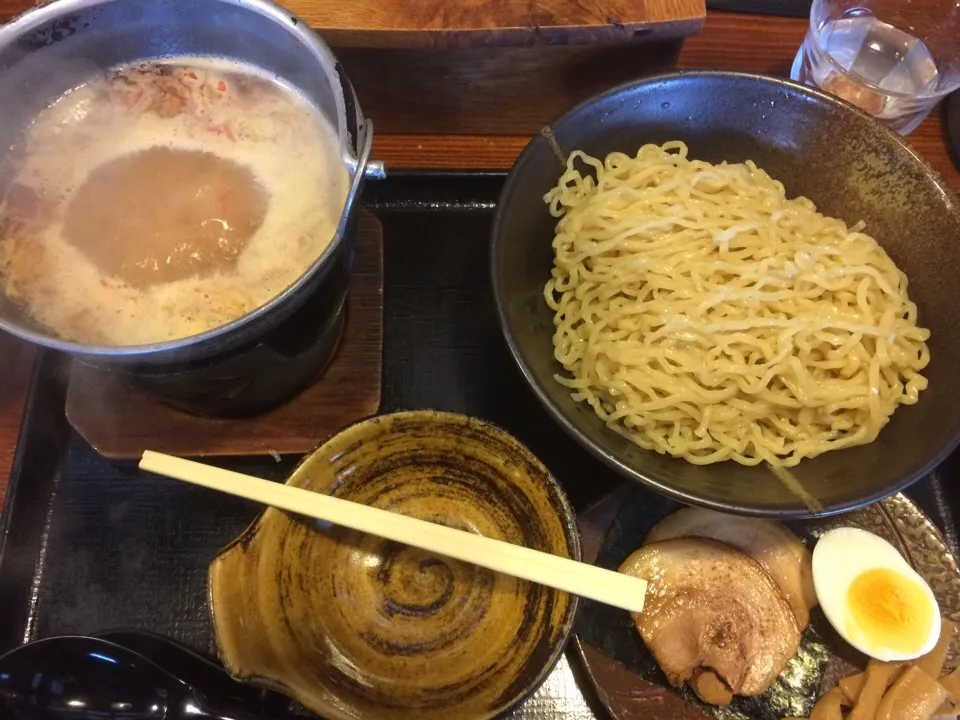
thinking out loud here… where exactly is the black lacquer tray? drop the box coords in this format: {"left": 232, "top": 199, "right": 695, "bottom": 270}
{"left": 1, "top": 172, "right": 958, "bottom": 719}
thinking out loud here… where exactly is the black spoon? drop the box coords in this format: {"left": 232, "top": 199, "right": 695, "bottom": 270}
{"left": 0, "top": 635, "right": 267, "bottom": 720}
{"left": 93, "top": 630, "right": 302, "bottom": 718}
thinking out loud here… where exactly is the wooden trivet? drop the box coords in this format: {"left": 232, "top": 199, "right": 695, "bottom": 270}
{"left": 65, "top": 211, "right": 383, "bottom": 459}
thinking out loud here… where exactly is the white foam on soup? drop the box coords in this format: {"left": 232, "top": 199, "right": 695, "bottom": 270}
{"left": 0, "top": 56, "right": 349, "bottom": 346}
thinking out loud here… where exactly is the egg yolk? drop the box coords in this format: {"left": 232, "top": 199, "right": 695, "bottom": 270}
{"left": 847, "top": 567, "right": 934, "bottom": 654}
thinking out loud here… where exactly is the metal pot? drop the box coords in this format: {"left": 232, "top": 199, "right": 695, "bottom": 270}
{"left": 0, "top": 0, "right": 385, "bottom": 416}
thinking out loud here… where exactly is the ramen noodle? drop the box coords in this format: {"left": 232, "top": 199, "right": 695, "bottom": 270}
{"left": 0, "top": 58, "right": 348, "bottom": 345}
{"left": 543, "top": 142, "right": 930, "bottom": 467}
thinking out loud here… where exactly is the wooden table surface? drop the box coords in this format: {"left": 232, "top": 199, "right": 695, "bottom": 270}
{"left": 0, "top": 10, "right": 958, "bottom": 513}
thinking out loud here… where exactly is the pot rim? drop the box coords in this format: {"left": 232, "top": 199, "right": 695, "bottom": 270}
{"left": 0, "top": 0, "right": 373, "bottom": 360}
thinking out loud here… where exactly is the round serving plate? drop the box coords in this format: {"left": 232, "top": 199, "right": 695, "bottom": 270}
{"left": 574, "top": 486, "right": 960, "bottom": 720}
{"left": 491, "top": 71, "right": 960, "bottom": 517}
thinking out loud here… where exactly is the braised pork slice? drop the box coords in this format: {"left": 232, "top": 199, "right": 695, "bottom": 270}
{"left": 620, "top": 537, "right": 801, "bottom": 698}
{"left": 646, "top": 508, "right": 817, "bottom": 629}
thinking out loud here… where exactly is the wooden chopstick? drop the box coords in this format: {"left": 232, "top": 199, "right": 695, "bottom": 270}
{"left": 140, "top": 450, "right": 647, "bottom": 613}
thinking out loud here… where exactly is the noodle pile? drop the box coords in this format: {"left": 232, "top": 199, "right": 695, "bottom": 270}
{"left": 543, "top": 142, "right": 930, "bottom": 467}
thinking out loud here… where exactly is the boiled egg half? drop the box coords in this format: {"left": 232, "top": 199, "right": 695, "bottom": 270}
{"left": 812, "top": 527, "right": 940, "bottom": 662}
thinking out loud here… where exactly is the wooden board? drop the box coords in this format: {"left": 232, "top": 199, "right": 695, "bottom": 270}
{"left": 337, "top": 42, "right": 682, "bottom": 134}
{"left": 285, "top": 0, "right": 705, "bottom": 48}
{"left": 64, "top": 212, "right": 383, "bottom": 459}
{"left": 12, "top": 0, "right": 705, "bottom": 47}
{"left": 366, "top": 107, "right": 960, "bottom": 191}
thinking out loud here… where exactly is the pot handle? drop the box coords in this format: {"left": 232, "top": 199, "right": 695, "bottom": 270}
{"left": 337, "top": 117, "right": 377, "bottom": 242}
{"left": 336, "top": 60, "right": 384, "bottom": 184}
{"left": 364, "top": 158, "right": 386, "bottom": 180}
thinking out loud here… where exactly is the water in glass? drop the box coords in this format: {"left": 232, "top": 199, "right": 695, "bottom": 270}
{"left": 793, "top": 5, "right": 958, "bottom": 134}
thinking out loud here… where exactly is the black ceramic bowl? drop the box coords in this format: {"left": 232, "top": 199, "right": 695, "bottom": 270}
{"left": 491, "top": 71, "right": 960, "bottom": 518}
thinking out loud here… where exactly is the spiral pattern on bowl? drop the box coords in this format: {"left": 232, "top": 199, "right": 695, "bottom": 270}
{"left": 210, "top": 410, "right": 580, "bottom": 720}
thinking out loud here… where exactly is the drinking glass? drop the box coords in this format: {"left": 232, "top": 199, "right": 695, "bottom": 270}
{"left": 791, "top": 0, "right": 960, "bottom": 135}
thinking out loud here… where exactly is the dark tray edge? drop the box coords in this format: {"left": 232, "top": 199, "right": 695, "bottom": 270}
{"left": 364, "top": 169, "right": 508, "bottom": 212}
{"left": 0, "top": 350, "right": 72, "bottom": 652}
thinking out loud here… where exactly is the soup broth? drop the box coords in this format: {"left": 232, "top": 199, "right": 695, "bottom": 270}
{"left": 0, "top": 58, "right": 348, "bottom": 345}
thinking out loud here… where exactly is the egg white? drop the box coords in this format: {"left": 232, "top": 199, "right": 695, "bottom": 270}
{"left": 812, "top": 527, "right": 940, "bottom": 662}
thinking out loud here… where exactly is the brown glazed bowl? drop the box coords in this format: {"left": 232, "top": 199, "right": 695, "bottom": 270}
{"left": 491, "top": 70, "right": 960, "bottom": 519}
{"left": 208, "top": 410, "right": 580, "bottom": 720}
